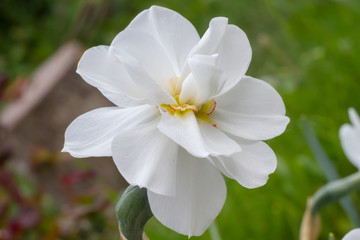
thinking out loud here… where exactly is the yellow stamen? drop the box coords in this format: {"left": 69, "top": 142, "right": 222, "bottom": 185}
{"left": 160, "top": 99, "right": 217, "bottom": 127}
{"left": 198, "top": 99, "right": 216, "bottom": 115}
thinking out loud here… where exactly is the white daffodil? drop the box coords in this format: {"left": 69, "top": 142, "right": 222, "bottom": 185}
{"left": 63, "top": 6, "right": 289, "bottom": 236}
{"left": 342, "top": 229, "right": 360, "bottom": 240}
{"left": 340, "top": 108, "right": 360, "bottom": 170}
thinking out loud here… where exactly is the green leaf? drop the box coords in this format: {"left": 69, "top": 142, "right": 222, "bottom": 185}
{"left": 302, "top": 118, "right": 360, "bottom": 227}
{"left": 115, "top": 185, "right": 153, "bottom": 240}
{"left": 311, "top": 171, "right": 360, "bottom": 215}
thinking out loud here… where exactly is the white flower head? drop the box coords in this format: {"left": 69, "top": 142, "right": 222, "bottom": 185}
{"left": 342, "top": 229, "right": 360, "bottom": 240}
{"left": 340, "top": 108, "right": 360, "bottom": 170}
{"left": 63, "top": 6, "right": 289, "bottom": 236}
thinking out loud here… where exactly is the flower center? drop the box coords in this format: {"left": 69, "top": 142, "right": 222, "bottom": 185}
{"left": 159, "top": 99, "right": 217, "bottom": 126}
{"left": 158, "top": 77, "right": 217, "bottom": 126}
{"left": 168, "top": 103, "right": 199, "bottom": 113}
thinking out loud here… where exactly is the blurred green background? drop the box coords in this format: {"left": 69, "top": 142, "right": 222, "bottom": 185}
{"left": 1, "top": 0, "right": 360, "bottom": 239}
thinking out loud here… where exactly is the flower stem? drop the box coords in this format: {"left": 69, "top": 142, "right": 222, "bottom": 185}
{"left": 302, "top": 118, "right": 360, "bottom": 226}
{"left": 311, "top": 171, "right": 360, "bottom": 215}
{"left": 115, "top": 185, "right": 153, "bottom": 240}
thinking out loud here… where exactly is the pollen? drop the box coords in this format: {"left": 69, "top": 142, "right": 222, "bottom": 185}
{"left": 160, "top": 99, "right": 217, "bottom": 127}
{"left": 196, "top": 99, "right": 217, "bottom": 125}
{"left": 199, "top": 99, "right": 216, "bottom": 116}
{"left": 169, "top": 104, "right": 198, "bottom": 113}
{"left": 160, "top": 103, "right": 198, "bottom": 115}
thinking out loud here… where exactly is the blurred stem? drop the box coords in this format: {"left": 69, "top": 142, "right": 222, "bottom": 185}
{"left": 301, "top": 118, "right": 339, "bottom": 180}
{"left": 302, "top": 118, "right": 360, "bottom": 226}
{"left": 115, "top": 185, "right": 153, "bottom": 240}
{"left": 209, "top": 222, "right": 222, "bottom": 240}
{"left": 329, "top": 233, "right": 335, "bottom": 240}
{"left": 311, "top": 171, "right": 360, "bottom": 215}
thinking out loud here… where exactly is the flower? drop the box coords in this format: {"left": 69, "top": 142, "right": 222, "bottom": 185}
{"left": 342, "top": 229, "right": 360, "bottom": 240}
{"left": 340, "top": 108, "right": 360, "bottom": 170}
{"left": 63, "top": 6, "right": 289, "bottom": 236}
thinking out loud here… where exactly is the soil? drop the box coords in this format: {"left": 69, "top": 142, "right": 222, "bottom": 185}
{"left": 2, "top": 64, "right": 127, "bottom": 203}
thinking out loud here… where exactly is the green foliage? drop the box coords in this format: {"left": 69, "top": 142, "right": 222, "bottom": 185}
{"left": 116, "top": 186, "right": 153, "bottom": 240}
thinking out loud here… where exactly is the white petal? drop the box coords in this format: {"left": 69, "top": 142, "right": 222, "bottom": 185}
{"left": 178, "top": 74, "right": 198, "bottom": 105}
{"left": 178, "top": 54, "right": 219, "bottom": 105}
{"left": 110, "top": 29, "right": 176, "bottom": 96}
{"left": 215, "top": 24, "right": 252, "bottom": 94}
{"left": 157, "top": 110, "right": 241, "bottom": 158}
{"left": 157, "top": 111, "right": 206, "bottom": 157}
{"left": 125, "top": 6, "right": 200, "bottom": 75}
{"left": 213, "top": 140, "right": 277, "bottom": 189}
{"left": 207, "top": 157, "right": 233, "bottom": 179}
{"left": 190, "top": 17, "right": 228, "bottom": 55}
{"left": 197, "top": 119, "right": 241, "bottom": 156}
{"left": 188, "top": 17, "right": 252, "bottom": 95}
{"left": 349, "top": 108, "right": 360, "bottom": 127}
{"left": 211, "top": 76, "right": 289, "bottom": 140}
{"left": 180, "top": 56, "right": 225, "bottom": 106}
{"left": 147, "top": 148, "right": 226, "bottom": 237}
{"left": 98, "top": 88, "right": 147, "bottom": 107}
{"left": 343, "top": 229, "right": 360, "bottom": 240}
{"left": 191, "top": 53, "right": 219, "bottom": 66}
{"left": 340, "top": 124, "right": 360, "bottom": 170}
{"left": 62, "top": 105, "right": 159, "bottom": 158}
{"left": 76, "top": 46, "right": 147, "bottom": 106}
{"left": 113, "top": 51, "right": 176, "bottom": 105}
{"left": 112, "top": 123, "right": 178, "bottom": 196}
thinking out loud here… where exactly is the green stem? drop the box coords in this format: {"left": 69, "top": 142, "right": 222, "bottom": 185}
{"left": 311, "top": 171, "right": 360, "bottom": 215}
{"left": 302, "top": 118, "right": 360, "bottom": 226}
{"left": 209, "top": 222, "right": 222, "bottom": 240}
{"left": 115, "top": 185, "right": 153, "bottom": 240}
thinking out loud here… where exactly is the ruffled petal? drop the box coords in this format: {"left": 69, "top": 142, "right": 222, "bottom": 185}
{"left": 157, "top": 110, "right": 241, "bottom": 158}
{"left": 180, "top": 55, "right": 225, "bottom": 107}
{"left": 147, "top": 148, "right": 226, "bottom": 237}
{"left": 76, "top": 46, "right": 147, "bottom": 106}
{"left": 62, "top": 105, "right": 159, "bottom": 158}
{"left": 125, "top": 6, "right": 200, "bottom": 75}
{"left": 178, "top": 74, "right": 198, "bottom": 105}
{"left": 186, "top": 17, "right": 252, "bottom": 96}
{"left": 212, "top": 140, "right": 277, "bottom": 188}
{"left": 211, "top": 76, "right": 289, "bottom": 140}
{"left": 343, "top": 229, "right": 360, "bottom": 240}
{"left": 349, "top": 107, "right": 360, "bottom": 127}
{"left": 110, "top": 49, "right": 176, "bottom": 105}
{"left": 197, "top": 119, "right": 241, "bottom": 156}
{"left": 112, "top": 123, "right": 178, "bottom": 196}
{"left": 207, "top": 157, "right": 233, "bottom": 179}
{"left": 340, "top": 124, "right": 360, "bottom": 170}
{"left": 98, "top": 88, "right": 147, "bottom": 107}
{"left": 110, "top": 29, "right": 177, "bottom": 96}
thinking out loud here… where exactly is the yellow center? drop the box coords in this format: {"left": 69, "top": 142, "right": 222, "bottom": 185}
{"left": 158, "top": 77, "right": 217, "bottom": 127}
{"left": 160, "top": 99, "right": 217, "bottom": 126}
